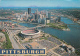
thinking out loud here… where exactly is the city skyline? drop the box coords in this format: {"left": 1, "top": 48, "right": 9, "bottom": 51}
{"left": 0, "top": 0, "right": 80, "bottom": 7}
{"left": 0, "top": 1, "right": 80, "bottom": 55}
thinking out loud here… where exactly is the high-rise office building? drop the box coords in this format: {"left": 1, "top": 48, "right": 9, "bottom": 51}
{"left": 28, "top": 8, "right": 31, "bottom": 14}
{"left": 48, "top": 12, "right": 51, "bottom": 19}
{"left": 35, "top": 14, "right": 39, "bottom": 20}
{"left": 57, "top": 17, "right": 61, "bottom": 22}
{"left": 36, "top": 9, "right": 38, "bottom": 14}
{"left": 32, "top": 14, "right": 35, "bottom": 20}
{"left": 46, "top": 18, "right": 50, "bottom": 24}
{"left": 25, "top": 12, "right": 28, "bottom": 19}
{"left": 46, "top": 11, "right": 48, "bottom": 18}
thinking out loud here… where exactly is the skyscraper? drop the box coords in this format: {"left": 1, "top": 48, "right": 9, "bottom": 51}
{"left": 48, "top": 12, "right": 51, "bottom": 19}
{"left": 57, "top": 17, "right": 61, "bottom": 22}
{"left": 35, "top": 14, "right": 39, "bottom": 20}
{"left": 46, "top": 11, "right": 48, "bottom": 18}
{"left": 36, "top": 9, "right": 38, "bottom": 14}
{"left": 28, "top": 8, "right": 31, "bottom": 14}
{"left": 25, "top": 12, "right": 28, "bottom": 20}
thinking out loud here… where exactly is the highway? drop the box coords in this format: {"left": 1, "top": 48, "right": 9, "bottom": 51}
{"left": 1, "top": 24, "right": 48, "bottom": 49}
{"left": 7, "top": 29, "right": 20, "bottom": 49}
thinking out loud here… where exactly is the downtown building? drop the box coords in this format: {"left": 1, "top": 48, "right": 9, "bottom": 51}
{"left": 28, "top": 8, "right": 31, "bottom": 14}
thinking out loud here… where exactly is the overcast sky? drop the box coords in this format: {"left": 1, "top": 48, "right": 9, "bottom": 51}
{"left": 0, "top": 0, "right": 80, "bottom": 7}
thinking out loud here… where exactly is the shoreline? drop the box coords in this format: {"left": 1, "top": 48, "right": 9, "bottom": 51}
{"left": 47, "top": 23, "right": 70, "bottom": 31}
{"left": 0, "top": 19, "right": 75, "bottom": 48}
{"left": 11, "top": 20, "right": 70, "bottom": 31}
{"left": 41, "top": 31, "right": 73, "bottom": 47}
{"left": 0, "top": 19, "right": 76, "bottom": 55}
{"left": 16, "top": 22, "right": 74, "bottom": 49}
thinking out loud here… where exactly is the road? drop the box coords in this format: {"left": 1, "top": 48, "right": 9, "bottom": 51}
{"left": 8, "top": 29, "right": 20, "bottom": 49}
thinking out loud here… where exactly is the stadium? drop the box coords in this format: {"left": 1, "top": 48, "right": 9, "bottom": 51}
{"left": 21, "top": 28, "right": 40, "bottom": 38}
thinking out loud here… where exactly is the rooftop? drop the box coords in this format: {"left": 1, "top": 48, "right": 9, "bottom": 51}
{"left": 21, "top": 29, "right": 40, "bottom": 35}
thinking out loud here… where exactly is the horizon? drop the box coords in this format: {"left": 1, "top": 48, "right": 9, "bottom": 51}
{"left": 0, "top": 7, "right": 80, "bottom": 8}
{"left": 0, "top": 0, "right": 80, "bottom": 7}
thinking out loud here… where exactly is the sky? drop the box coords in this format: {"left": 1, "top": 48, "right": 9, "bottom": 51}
{"left": 0, "top": 0, "right": 80, "bottom": 7}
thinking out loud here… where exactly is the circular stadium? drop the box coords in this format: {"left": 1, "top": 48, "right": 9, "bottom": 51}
{"left": 21, "top": 28, "right": 40, "bottom": 38}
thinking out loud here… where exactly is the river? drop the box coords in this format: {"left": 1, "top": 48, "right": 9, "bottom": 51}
{"left": 0, "top": 17, "right": 80, "bottom": 49}
{"left": 41, "top": 17, "right": 80, "bottom": 49}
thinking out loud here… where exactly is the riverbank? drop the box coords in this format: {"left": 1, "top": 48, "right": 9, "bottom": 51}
{"left": 11, "top": 20, "right": 26, "bottom": 23}
{"left": 0, "top": 17, "right": 80, "bottom": 52}
{"left": 11, "top": 20, "right": 70, "bottom": 31}
{"left": 47, "top": 23, "right": 70, "bottom": 31}
{"left": 0, "top": 19, "right": 78, "bottom": 55}
{"left": 17, "top": 27, "right": 75, "bottom": 55}
{"left": 11, "top": 20, "right": 39, "bottom": 25}
{"left": 62, "top": 14, "right": 80, "bottom": 25}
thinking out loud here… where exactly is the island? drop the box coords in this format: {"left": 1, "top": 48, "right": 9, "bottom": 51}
{"left": 47, "top": 22, "right": 70, "bottom": 31}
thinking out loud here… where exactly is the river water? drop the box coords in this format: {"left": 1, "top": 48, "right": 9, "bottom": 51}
{"left": 41, "top": 17, "right": 80, "bottom": 49}
{"left": 0, "top": 17, "right": 80, "bottom": 49}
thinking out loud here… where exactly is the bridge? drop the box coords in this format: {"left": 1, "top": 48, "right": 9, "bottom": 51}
{"left": 9, "top": 28, "right": 21, "bottom": 30}
{"left": 67, "top": 24, "right": 76, "bottom": 25}
{"left": 0, "top": 17, "right": 9, "bottom": 20}
{"left": 68, "top": 26, "right": 80, "bottom": 29}
{"left": 30, "top": 25, "right": 49, "bottom": 29}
